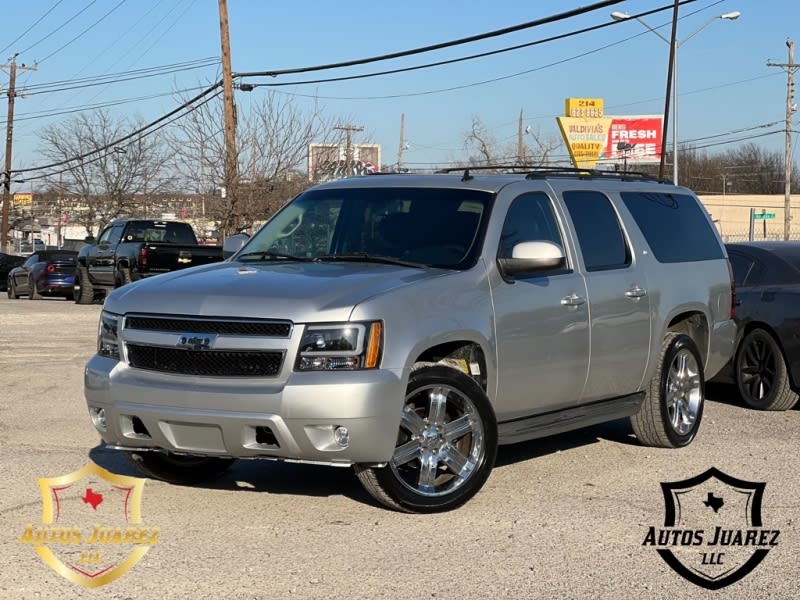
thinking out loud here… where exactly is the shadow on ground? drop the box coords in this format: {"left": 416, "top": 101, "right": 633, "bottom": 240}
{"left": 88, "top": 383, "right": 764, "bottom": 506}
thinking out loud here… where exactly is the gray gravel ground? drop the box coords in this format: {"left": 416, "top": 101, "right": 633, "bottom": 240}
{"left": 1, "top": 297, "right": 798, "bottom": 599}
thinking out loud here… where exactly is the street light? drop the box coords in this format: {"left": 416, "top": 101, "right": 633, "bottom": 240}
{"left": 611, "top": 10, "right": 740, "bottom": 185}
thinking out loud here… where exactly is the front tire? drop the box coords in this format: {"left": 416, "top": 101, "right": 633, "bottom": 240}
{"left": 125, "top": 451, "right": 235, "bottom": 485}
{"left": 631, "top": 333, "right": 704, "bottom": 448}
{"left": 735, "top": 328, "right": 799, "bottom": 410}
{"left": 355, "top": 365, "right": 497, "bottom": 513}
{"left": 7, "top": 280, "right": 18, "bottom": 299}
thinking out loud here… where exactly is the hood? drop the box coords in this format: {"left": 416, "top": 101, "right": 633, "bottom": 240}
{"left": 104, "top": 260, "right": 448, "bottom": 322}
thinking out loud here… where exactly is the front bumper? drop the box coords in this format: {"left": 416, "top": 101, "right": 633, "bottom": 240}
{"left": 85, "top": 355, "right": 405, "bottom": 465}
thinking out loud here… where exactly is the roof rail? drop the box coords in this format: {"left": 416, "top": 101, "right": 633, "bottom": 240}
{"left": 434, "top": 164, "right": 669, "bottom": 183}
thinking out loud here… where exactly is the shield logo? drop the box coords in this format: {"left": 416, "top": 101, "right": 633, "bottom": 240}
{"left": 20, "top": 463, "right": 156, "bottom": 588}
{"left": 657, "top": 467, "right": 773, "bottom": 590}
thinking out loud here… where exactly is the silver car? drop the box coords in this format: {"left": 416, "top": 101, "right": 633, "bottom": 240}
{"left": 85, "top": 169, "right": 736, "bottom": 512}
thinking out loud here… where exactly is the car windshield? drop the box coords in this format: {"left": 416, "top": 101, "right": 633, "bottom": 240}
{"left": 238, "top": 187, "right": 492, "bottom": 269}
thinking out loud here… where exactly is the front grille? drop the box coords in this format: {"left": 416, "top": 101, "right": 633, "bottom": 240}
{"left": 127, "top": 344, "right": 284, "bottom": 377}
{"left": 126, "top": 316, "right": 292, "bottom": 337}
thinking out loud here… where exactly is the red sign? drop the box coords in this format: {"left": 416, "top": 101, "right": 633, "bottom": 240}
{"left": 604, "top": 116, "right": 663, "bottom": 163}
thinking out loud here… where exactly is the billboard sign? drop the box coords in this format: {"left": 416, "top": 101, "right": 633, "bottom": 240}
{"left": 556, "top": 116, "right": 613, "bottom": 169}
{"left": 309, "top": 144, "right": 381, "bottom": 182}
{"left": 13, "top": 192, "right": 33, "bottom": 206}
{"left": 604, "top": 115, "right": 664, "bottom": 163}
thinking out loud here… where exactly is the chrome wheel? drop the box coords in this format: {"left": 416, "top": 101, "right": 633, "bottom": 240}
{"left": 631, "top": 332, "right": 705, "bottom": 448}
{"left": 355, "top": 365, "right": 497, "bottom": 512}
{"left": 390, "top": 383, "right": 485, "bottom": 497}
{"left": 665, "top": 348, "right": 702, "bottom": 436}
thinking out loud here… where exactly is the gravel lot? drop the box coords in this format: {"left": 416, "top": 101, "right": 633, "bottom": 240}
{"left": 1, "top": 296, "right": 798, "bottom": 599}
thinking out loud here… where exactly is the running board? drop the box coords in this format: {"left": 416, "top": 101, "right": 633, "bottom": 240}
{"left": 497, "top": 392, "right": 644, "bottom": 445}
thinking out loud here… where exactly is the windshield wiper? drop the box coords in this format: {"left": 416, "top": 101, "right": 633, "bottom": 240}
{"left": 314, "top": 253, "right": 425, "bottom": 268}
{"left": 237, "top": 250, "right": 312, "bottom": 262}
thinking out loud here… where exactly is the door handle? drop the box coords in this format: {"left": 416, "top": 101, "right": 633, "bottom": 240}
{"left": 561, "top": 293, "right": 586, "bottom": 307}
{"left": 625, "top": 285, "right": 647, "bottom": 299}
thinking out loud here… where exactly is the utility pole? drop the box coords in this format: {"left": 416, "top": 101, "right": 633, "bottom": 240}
{"left": 396, "top": 113, "right": 405, "bottom": 173}
{"left": 56, "top": 172, "right": 63, "bottom": 248}
{"left": 335, "top": 124, "right": 364, "bottom": 177}
{"left": 1, "top": 54, "right": 37, "bottom": 252}
{"left": 517, "top": 109, "right": 525, "bottom": 166}
{"left": 768, "top": 40, "right": 798, "bottom": 240}
{"left": 218, "top": 0, "right": 238, "bottom": 235}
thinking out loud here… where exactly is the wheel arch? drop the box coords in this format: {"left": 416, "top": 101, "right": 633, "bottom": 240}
{"left": 411, "top": 340, "right": 490, "bottom": 395}
{"left": 666, "top": 310, "right": 709, "bottom": 369}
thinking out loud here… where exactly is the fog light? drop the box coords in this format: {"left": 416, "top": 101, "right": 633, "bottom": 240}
{"left": 89, "top": 407, "right": 107, "bottom": 432}
{"left": 333, "top": 426, "right": 350, "bottom": 447}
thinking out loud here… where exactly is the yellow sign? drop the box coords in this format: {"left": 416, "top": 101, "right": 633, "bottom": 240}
{"left": 13, "top": 192, "right": 32, "bottom": 206}
{"left": 564, "top": 97, "right": 604, "bottom": 118}
{"left": 557, "top": 116, "right": 613, "bottom": 169}
{"left": 19, "top": 462, "right": 158, "bottom": 588}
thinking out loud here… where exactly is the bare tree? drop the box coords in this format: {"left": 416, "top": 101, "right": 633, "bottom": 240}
{"left": 167, "top": 89, "right": 342, "bottom": 236}
{"left": 37, "top": 110, "right": 174, "bottom": 235}
{"left": 462, "top": 115, "right": 562, "bottom": 170}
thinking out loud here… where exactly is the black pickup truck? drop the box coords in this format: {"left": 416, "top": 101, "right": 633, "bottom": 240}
{"left": 74, "top": 219, "right": 224, "bottom": 304}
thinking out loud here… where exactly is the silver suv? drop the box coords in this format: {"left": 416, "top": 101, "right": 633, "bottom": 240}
{"left": 85, "top": 168, "right": 736, "bottom": 512}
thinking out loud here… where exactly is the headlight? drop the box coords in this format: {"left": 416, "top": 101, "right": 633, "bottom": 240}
{"left": 296, "top": 322, "right": 382, "bottom": 371}
{"left": 97, "top": 311, "right": 121, "bottom": 360}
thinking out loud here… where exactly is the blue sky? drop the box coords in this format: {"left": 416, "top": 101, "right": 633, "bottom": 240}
{"left": 1, "top": 0, "right": 796, "bottom": 187}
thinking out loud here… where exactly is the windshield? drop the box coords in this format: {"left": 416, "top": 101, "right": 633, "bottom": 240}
{"left": 238, "top": 187, "right": 492, "bottom": 269}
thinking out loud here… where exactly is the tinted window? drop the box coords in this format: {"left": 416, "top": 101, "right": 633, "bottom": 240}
{"left": 728, "top": 252, "right": 756, "bottom": 286}
{"left": 563, "top": 191, "right": 629, "bottom": 271}
{"left": 498, "top": 192, "right": 563, "bottom": 259}
{"left": 620, "top": 192, "right": 724, "bottom": 263}
{"left": 242, "top": 187, "right": 491, "bottom": 269}
{"left": 98, "top": 225, "right": 124, "bottom": 246}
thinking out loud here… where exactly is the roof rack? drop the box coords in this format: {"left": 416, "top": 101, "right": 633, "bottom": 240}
{"left": 434, "top": 165, "right": 669, "bottom": 184}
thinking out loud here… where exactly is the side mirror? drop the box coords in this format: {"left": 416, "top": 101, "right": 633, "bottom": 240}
{"left": 222, "top": 233, "right": 250, "bottom": 259}
{"left": 497, "top": 241, "right": 566, "bottom": 277}
{"left": 84, "top": 236, "right": 96, "bottom": 244}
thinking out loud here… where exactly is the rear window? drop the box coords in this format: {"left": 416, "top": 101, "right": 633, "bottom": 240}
{"left": 620, "top": 192, "right": 724, "bottom": 263}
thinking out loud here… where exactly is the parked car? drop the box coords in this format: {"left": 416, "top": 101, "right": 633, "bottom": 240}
{"left": 7, "top": 250, "right": 78, "bottom": 300}
{"left": 0, "top": 252, "right": 26, "bottom": 291}
{"left": 714, "top": 241, "right": 800, "bottom": 410}
{"left": 13, "top": 239, "right": 46, "bottom": 254}
{"left": 84, "top": 168, "right": 736, "bottom": 512}
{"left": 75, "top": 219, "right": 225, "bottom": 304}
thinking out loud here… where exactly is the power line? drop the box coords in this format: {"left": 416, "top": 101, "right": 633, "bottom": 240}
{"left": 235, "top": 0, "right": 646, "bottom": 79}
{"left": 0, "top": 0, "right": 66, "bottom": 56}
{"left": 37, "top": 0, "right": 129, "bottom": 64}
{"left": 21, "top": 57, "right": 219, "bottom": 94}
{"left": 18, "top": 1, "right": 98, "bottom": 57}
{"left": 17, "top": 88, "right": 223, "bottom": 184}
{"left": 1, "top": 84, "right": 214, "bottom": 125}
{"left": 238, "top": 1, "right": 696, "bottom": 92}
{"left": 13, "top": 80, "right": 223, "bottom": 176}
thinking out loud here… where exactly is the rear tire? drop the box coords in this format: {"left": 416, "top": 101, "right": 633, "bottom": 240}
{"left": 355, "top": 365, "right": 497, "bottom": 513}
{"left": 7, "top": 280, "right": 18, "bottom": 299}
{"left": 118, "top": 266, "right": 132, "bottom": 286}
{"left": 75, "top": 266, "right": 94, "bottom": 304}
{"left": 735, "top": 328, "right": 799, "bottom": 410}
{"left": 631, "top": 333, "right": 704, "bottom": 448}
{"left": 125, "top": 451, "right": 235, "bottom": 485}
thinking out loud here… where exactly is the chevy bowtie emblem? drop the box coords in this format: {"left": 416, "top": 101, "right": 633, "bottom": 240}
{"left": 177, "top": 257, "right": 192, "bottom": 264}
{"left": 176, "top": 334, "right": 217, "bottom": 350}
